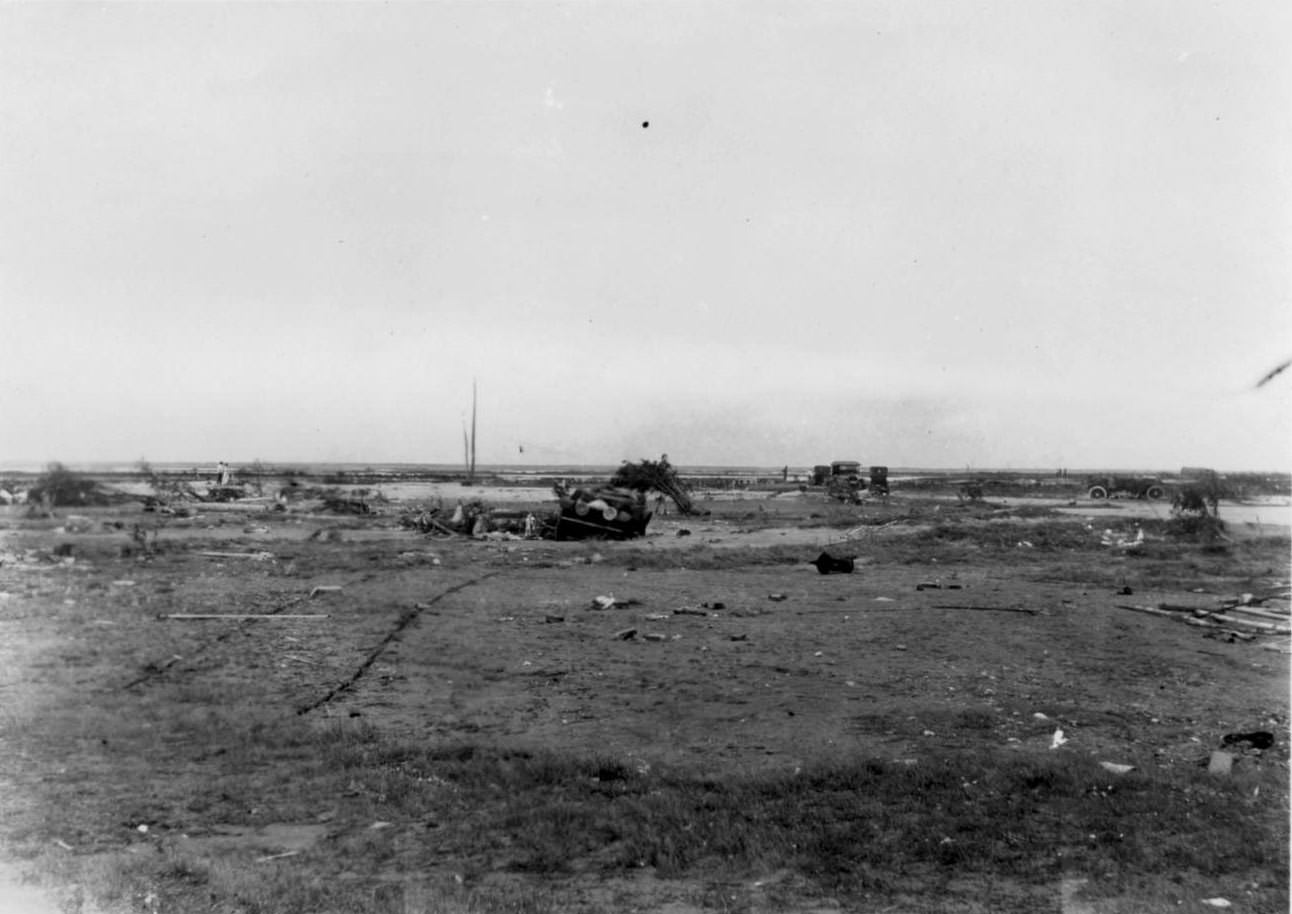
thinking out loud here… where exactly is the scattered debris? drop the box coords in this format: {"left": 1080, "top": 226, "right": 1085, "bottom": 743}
{"left": 256, "top": 851, "right": 301, "bottom": 863}
{"left": 1201, "top": 900, "right": 1232, "bottom": 909}
{"left": 592, "top": 595, "right": 640, "bottom": 610}
{"left": 767, "top": 593, "right": 788, "bottom": 602}
{"left": 1100, "top": 527, "right": 1145, "bottom": 549}
{"left": 673, "top": 607, "right": 709, "bottom": 617}
{"left": 309, "top": 585, "right": 343, "bottom": 598}
{"left": 613, "top": 628, "right": 638, "bottom": 641}
{"left": 1116, "top": 598, "right": 1292, "bottom": 636}
{"left": 1050, "top": 729, "right": 1068, "bottom": 749}
{"left": 544, "top": 614, "right": 565, "bottom": 623}
{"left": 644, "top": 633, "right": 668, "bottom": 642}
{"left": 677, "top": 528, "right": 692, "bottom": 537}
{"left": 62, "top": 515, "right": 95, "bottom": 534}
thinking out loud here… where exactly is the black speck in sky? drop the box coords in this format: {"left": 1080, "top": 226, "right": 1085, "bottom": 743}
{"left": 642, "top": 121, "right": 649, "bottom": 129}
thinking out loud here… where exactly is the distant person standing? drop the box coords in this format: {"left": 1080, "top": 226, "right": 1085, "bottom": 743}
{"left": 217, "top": 461, "right": 231, "bottom": 486}
{"left": 782, "top": 466, "right": 789, "bottom": 481}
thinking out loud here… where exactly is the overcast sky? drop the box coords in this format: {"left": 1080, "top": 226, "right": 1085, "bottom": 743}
{"left": 2, "top": 2, "right": 1289, "bottom": 471}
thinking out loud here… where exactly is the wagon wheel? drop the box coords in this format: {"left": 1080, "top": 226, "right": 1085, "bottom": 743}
{"left": 1088, "top": 485, "right": 1108, "bottom": 500}
{"left": 1145, "top": 485, "right": 1165, "bottom": 500}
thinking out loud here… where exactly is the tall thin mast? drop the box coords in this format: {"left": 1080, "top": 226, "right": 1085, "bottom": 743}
{"left": 469, "top": 379, "right": 477, "bottom": 482}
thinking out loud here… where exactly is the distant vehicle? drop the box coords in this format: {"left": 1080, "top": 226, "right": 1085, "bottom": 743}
{"left": 830, "top": 461, "right": 863, "bottom": 482}
{"left": 817, "top": 461, "right": 865, "bottom": 503}
{"left": 812, "top": 461, "right": 888, "bottom": 497}
{"left": 1086, "top": 475, "right": 1166, "bottom": 501}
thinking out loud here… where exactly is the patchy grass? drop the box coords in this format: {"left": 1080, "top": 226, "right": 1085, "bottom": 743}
{"left": 20, "top": 726, "right": 1286, "bottom": 913}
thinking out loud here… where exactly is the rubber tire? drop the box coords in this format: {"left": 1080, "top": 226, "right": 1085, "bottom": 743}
{"left": 1088, "top": 486, "right": 1108, "bottom": 500}
{"left": 1145, "top": 485, "right": 1165, "bottom": 500}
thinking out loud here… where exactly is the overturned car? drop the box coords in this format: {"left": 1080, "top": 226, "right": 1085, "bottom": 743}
{"left": 552, "top": 483, "right": 652, "bottom": 540}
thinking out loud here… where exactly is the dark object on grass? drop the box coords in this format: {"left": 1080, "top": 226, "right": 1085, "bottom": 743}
{"left": 677, "top": 528, "right": 692, "bottom": 537}
{"left": 811, "top": 552, "right": 855, "bottom": 575}
{"left": 1221, "top": 731, "right": 1275, "bottom": 750}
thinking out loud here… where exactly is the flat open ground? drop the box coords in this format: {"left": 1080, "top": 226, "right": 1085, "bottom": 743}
{"left": 1, "top": 483, "right": 1288, "bottom": 913}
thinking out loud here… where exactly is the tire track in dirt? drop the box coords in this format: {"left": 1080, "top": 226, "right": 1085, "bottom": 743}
{"left": 295, "top": 572, "right": 500, "bottom": 715}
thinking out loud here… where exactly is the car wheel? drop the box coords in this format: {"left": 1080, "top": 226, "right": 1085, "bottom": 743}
{"left": 1088, "top": 486, "right": 1108, "bottom": 500}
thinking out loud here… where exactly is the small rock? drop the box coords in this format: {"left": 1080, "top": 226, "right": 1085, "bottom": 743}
{"left": 614, "top": 628, "right": 638, "bottom": 641}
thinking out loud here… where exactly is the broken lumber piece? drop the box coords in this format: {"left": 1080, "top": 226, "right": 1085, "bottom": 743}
{"left": 161, "top": 613, "right": 328, "bottom": 621}
{"left": 1116, "top": 604, "right": 1199, "bottom": 623}
{"left": 309, "top": 585, "right": 343, "bottom": 598}
{"left": 930, "top": 604, "right": 1037, "bottom": 615}
{"left": 197, "top": 551, "right": 274, "bottom": 561}
{"left": 1204, "top": 613, "right": 1291, "bottom": 633}
{"left": 1218, "top": 606, "right": 1291, "bottom": 623}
